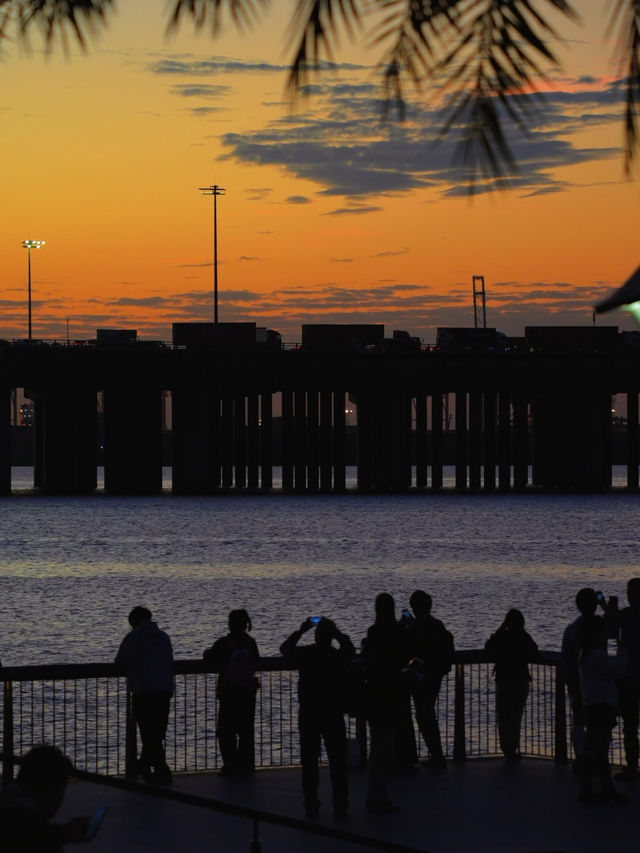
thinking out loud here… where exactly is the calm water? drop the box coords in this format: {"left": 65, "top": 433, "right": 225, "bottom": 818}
{"left": 1, "top": 467, "right": 639, "bottom": 666}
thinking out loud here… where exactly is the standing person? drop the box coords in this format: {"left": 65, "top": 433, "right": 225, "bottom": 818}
{"left": 0, "top": 745, "right": 91, "bottom": 852}
{"left": 561, "top": 587, "right": 599, "bottom": 767}
{"left": 115, "top": 606, "right": 174, "bottom": 785}
{"left": 203, "top": 609, "right": 260, "bottom": 777}
{"left": 407, "top": 590, "right": 454, "bottom": 769}
{"left": 485, "top": 609, "right": 538, "bottom": 762}
{"left": 577, "top": 615, "right": 627, "bottom": 802}
{"left": 608, "top": 578, "right": 640, "bottom": 781}
{"left": 280, "top": 616, "right": 354, "bottom": 818}
{"left": 362, "top": 592, "right": 411, "bottom": 813}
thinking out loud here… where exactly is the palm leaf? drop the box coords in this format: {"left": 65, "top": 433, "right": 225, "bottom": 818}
{"left": 607, "top": 0, "right": 640, "bottom": 172}
{"left": 9, "top": 1, "right": 113, "bottom": 50}
{"left": 166, "top": 0, "right": 267, "bottom": 35}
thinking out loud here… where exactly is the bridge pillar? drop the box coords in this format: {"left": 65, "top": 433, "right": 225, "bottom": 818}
{"left": 354, "top": 389, "right": 411, "bottom": 491}
{"left": 29, "top": 387, "right": 97, "bottom": 494}
{"left": 0, "top": 388, "right": 11, "bottom": 495}
{"left": 431, "top": 392, "right": 443, "bottom": 490}
{"left": 415, "top": 396, "right": 428, "bottom": 488}
{"left": 532, "top": 385, "right": 611, "bottom": 491}
{"left": 103, "top": 385, "right": 162, "bottom": 494}
{"left": 455, "top": 391, "right": 467, "bottom": 490}
{"left": 172, "top": 389, "right": 220, "bottom": 494}
{"left": 333, "top": 390, "right": 346, "bottom": 492}
{"left": 483, "top": 390, "right": 497, "bottom": 491}
{"left": 627, "top": 391, "right": 639, "bottom": 488}
{"left": 261, "top": 391, "right": 273, "bottom": 489}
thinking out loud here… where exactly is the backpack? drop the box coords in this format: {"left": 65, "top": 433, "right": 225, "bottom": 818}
{"left": 223, "top": 641, "right": 258, "bottom": 687}
{"left": 412, "top": 619, "right": 455, "bottom": 677}
{"left": 434, "top": 626, "right": 455, "bottom": 676}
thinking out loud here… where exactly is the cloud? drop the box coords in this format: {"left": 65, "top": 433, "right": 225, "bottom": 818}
{"left": 286, "top": 195, "right": 312, "bottom": 204}
{"left": 326, "top": 205, "right": 383, "bottom": 215}
{"left": 238, "top": 256, "right": 260, "bottom": 261}
{"left": 148, "top": 56, "right": 367, "bottom": 78}
{"left": 219, "top": 75, "right": 628, "bottom": 198}
{"left": 170, "top": 84, "right": 231, "bottom": 98}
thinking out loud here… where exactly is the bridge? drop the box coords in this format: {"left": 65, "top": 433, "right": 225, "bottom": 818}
{"left": 0, "top": 339, "right": 638, "bottom": 494}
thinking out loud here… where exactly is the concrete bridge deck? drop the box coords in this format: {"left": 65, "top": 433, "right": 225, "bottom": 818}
{"left": 57, "top": 759, "right": 637, "bottom": 852}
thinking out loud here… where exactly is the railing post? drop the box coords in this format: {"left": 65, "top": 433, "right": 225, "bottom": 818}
{"left": 125, "top": 689, "right": 137, "bottom": 779}
{"left": 554, "top": 664, "right": 568, "bottom": 764}
{"left": 453, "top": 663, "right": 466, "bottom": 762}
{"left": 2, "top": 679, "right": 15, "bottom": 784}
{"left": 249, "top": 818, "right": 261, "bottom": 852}
{"left": 356, "top": 712, "right": 368, "bottom": 767}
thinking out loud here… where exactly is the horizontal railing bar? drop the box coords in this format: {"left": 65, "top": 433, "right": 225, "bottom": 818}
{"left": 0, "top": 650, "right": 562, "bottom": 682}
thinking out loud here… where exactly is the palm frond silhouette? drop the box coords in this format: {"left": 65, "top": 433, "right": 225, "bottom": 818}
{"left": 2, "top": 0, "right": 639, "bottom": 183}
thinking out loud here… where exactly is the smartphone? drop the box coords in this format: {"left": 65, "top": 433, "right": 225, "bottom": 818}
{"left": 309, "top": 616, "right": 321, "bottom": 625}
{"left": 86, "top": 805, "right": 108, "bottom": 841}
{"left": 596, "top": 591, "right": 606, "bottom": 606}
{"left": 402, "top": 609, "right": 411, "bottom": 619}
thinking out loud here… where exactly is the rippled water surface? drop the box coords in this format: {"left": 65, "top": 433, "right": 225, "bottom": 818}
{"left": 1, "top": 468, "right": 639, "bottom": 664}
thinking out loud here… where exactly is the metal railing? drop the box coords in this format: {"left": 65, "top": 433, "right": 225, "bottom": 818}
{"left": 2, "top": 650, "right": 618, "bottom": 785}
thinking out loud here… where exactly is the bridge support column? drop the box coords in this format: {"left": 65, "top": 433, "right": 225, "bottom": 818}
{"left": 29, "top": 388, "right": 96, "bottom": 494}
{"left": 627, "top": 391, "right": 639, "bottom": 488}
{"left": 483, "top": 390, "right": 497, "bottom": 491}
{"left": 103, "top": 385, "right": 162, "bottom": 494}
{"left": 0, "top": 388, "right": 11, "bottom": 495}
{"left": 532, "top": 385, "right": 611, "bottom": 491}
{"left": 354, "top": 389, "right": 411, "bottom": 491}
{"left": 172, "top": 389, "right": 220, "bottom": 494}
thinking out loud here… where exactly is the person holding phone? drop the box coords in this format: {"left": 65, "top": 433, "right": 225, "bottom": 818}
{"left": 0, "top": 745, "right": 92, "bottom": 851}
{"left": 280, "top": 616, "right": 355, "bottom": 817}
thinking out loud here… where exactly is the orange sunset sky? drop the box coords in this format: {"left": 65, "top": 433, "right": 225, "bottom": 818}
{"left": 1, "top": 0, "right": 638, "bottom": 344}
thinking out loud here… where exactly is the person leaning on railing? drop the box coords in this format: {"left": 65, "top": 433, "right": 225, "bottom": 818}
{"left": 114, "top": 606, "right": 174, "bottom": 786}
{"left": 485, "top": 609, "right": 539, "bottom": 763}
{"left": 202, "top": 609, "right": 260, "bottom": 778}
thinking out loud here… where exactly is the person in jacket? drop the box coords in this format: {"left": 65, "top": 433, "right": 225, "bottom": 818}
{"left": 115, "top": 606, "right": 174, "bottom": 785}
{"left": 406, "top": 590, "right": 454, "bottom": 769}
{"left": 561, "top": 587, "right": 599, "bottom": 765}
{"left": 361, "top": 592, "right": 411, "bottom": 813}
{"left": 485, "top": 609, "right": 538, "bottom": 762}
{"left": 0, "top": 745, "right": 90, "bottom": 852}
{"left": 203, "top": 609, "right": 260, "bottom": 777}
{"left": 577, "top": 615, "right": 627, "bottom": 802}
{"left": 606, "top": 577, "right": 640, "bottom": 780}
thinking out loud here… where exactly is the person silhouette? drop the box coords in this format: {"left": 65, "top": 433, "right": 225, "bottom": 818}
{"left": 203, "top": 609, "right": 260, "bottom": 777}
{"left": 485, "top": 609, "right": 538, "bottom": 762}
{"left": 0, "top": 745, "right": 90, "bottom": 851}
{"left": 561, "top": 587, "right": 599, "bottom": 766}
{"left": 607, "top": 577, "right": 640, "bottom": 781}
{"left": 406, "top": 590, "right": 454, "bottom": 769}
{"left": 115, "top": 606, "right": 174, "bottom": 785}
{"left": 280, "top": 616, "right": 355, "bottom": 817}
{"left": 361, "top": 592, "right": 411, "bottom": 813}
{"left": 577, "top": 615, "right": 627, "bottom": 803}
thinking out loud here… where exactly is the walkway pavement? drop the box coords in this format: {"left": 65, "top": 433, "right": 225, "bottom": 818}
{"left": 58, "top": 759, "right": 638, "bottom": 852}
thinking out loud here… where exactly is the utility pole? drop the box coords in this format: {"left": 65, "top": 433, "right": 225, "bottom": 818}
{"left": 22, "top": 239, "right": 45, "bottom": 340}
{"left": 199, "top": 185, "right": 226, "bottom": 324}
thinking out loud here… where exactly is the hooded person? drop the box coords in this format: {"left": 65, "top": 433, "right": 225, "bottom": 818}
{"left": 115, "top": 606, "right": 174, "bottom": 784}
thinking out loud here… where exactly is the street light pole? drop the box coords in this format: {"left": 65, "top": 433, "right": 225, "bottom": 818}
{"left": 22, "top": 239, "right": 45, "bottom": 340}
{"left": 199, "top": 184, "right": 225, "bottom": 324}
